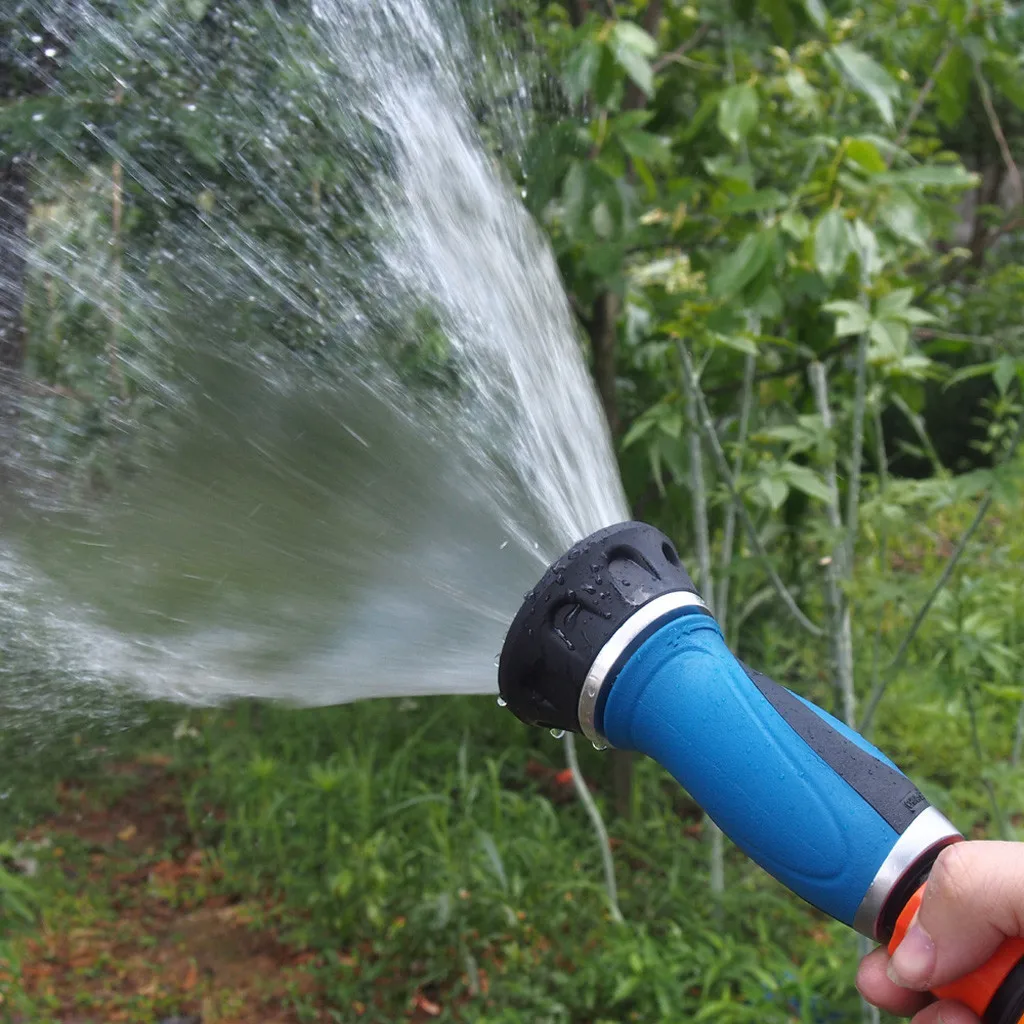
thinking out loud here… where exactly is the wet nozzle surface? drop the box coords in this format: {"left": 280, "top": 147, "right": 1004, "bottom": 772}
{"left": 497, "top": 521, "right": 702, "bottom": 733}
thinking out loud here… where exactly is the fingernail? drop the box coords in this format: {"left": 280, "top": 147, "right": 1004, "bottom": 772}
{"left": 887, "top": 917, "right": 936, "bottom": 989}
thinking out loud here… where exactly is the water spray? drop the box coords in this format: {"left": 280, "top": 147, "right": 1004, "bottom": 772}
{"left": 499, "top": 520, "right": 1024, "bottom": 1024}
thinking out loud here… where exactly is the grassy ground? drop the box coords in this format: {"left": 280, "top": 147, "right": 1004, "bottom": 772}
{"left": 2, "top": 697, "right": 871, "bottom": 1024}
{"left": 3, "top": 497, "right": 1023, "bottom": 1023}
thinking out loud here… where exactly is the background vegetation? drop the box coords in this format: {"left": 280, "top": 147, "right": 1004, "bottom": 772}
{"left": 2, "top": 0, "right": 1024, "bottom": 1021}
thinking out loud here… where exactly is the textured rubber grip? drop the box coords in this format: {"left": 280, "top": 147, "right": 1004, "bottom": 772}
{"left": 889, "top": 886, "right": 1024, "bottom": 1024}
{"left": 599, "top": 613, "right": 930, "bottom": 927}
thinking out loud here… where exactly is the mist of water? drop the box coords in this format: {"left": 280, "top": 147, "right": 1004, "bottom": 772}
{"left": 0, "top": 0, "right": 629, "bottom": 722}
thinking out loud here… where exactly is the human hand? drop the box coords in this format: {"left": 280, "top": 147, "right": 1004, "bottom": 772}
{"left": 856, "top": 841, "right": 1024, "bottom": 1024}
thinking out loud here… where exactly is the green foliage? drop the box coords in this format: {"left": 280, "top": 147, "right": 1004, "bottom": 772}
{"left": 4, "top": 0, "right": 1024, "bottom": 1019}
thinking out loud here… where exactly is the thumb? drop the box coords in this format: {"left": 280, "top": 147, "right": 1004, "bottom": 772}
{"left": 888, "top": 841, "right": 1024, "bottom": 991}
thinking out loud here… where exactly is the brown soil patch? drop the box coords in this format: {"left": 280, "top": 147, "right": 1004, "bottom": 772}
{"left": 5, "top": 758, "right": 328, "bottom": 1024}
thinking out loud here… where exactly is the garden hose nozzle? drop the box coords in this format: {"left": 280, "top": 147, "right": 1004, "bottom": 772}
{"left": 498, "top": 520, "right": 1024, "bottom": 1024}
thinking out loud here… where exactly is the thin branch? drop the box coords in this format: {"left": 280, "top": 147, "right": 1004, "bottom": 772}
{"left": 677, "top": 340, "right": 824, "bottom": 638}
{"left": 717, "top": 349, "right": 757, "bottom": 633}
{"left": 704, "top": 335, "right": 858, "bottom": 398}
{"left": 680, "top": 341, "right": 726, "bottom": 903}
{"left": 914, "top": 328, "right": 1012, "bottom": 347}
{"left": 845, "top": 334, "right": 868, "bottom": 571}
{"left": 867, "top": 405, "right": 891, "bottom": 731}
{"left": 809, "top": 361, "right": 856, "bottom": 727}
{"left": 965, "top": 683, "right": 1009, "bottom": 839}
{"left": 652, "top": 23, "right": 711, "bottom": 73}
{"left": 891, "top": 38, "right": 956, "bottom": 158}
{"left": 859, "top": 405, "right": 1024, "bottom": 733}
{"left": 682, "top": 371, "right": 714, "bottom": 610}
{"left": 563, "top": 733, "right": 624, "bottom": 924}
{"left": 973, "top": 58, "right": 1024, "bottom": 206}
{"left": 1012, "top": 691, "right": 1024, "bottom": 767}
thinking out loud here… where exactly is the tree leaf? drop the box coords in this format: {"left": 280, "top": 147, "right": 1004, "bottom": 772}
{"left": 844, "top": 138, "right": 886, "bottom": 174}
{"left": 781, "top": 463, "right": 833, "bottom": 503}
{"left": 710, "top": 231, "right": 772, "bottom": 298}
{"left": 613, "top": 45, "right": 654, "bottom": 97}
{"left": 679, "top": 91, "right": 723, "bottom": 143}
{"left": 659, "top": 410, "right": 684, "bottom": 439}
{"left": 875, "top": 288, "right": 914, "bottom": 318}
{"left": 901, "top": 305, "right": 937, "bottom": 325}
{"left": 935, "top": 45, "right": 973, "bottom": 126}
{"left": 780, "top": 209, "right": 810, "bottom": 240}
{"left": 759, "top": 0, "right": 796, "bottom": 48}
{"left": 849, "top": 219, "right": 882, "bottom": 281}
{"left": 879, "top": 191, "right": 930, "bottom": 247}
{"left": 822, "top": 299, "right": 870, "bottom": 336}
{"left": 712, "top": 331, "right": 758, "bottom": 355}
{"left": 984, "top": 51, "right": 1024, "bottom": 114}
{"left": 994, "top": 356, "right": 1017, "bottom": 396}
{"left": 813, "top": 208, "right": 850, "bottom": 283}
{"left": 803, "top": 0, "right": 827, "bottom": 29}
{"left": 562, "top": 161, "right": 586, "bottom": 234}
{"left": 565, "top": 40, "right": 602, "bottom": 104}
{"left": 868, "top": 318, "right": 910, "bottom": 361}
{"left": 785, "top": 68, "right": 819, "bottom": 114}
{"left": 758, "top": 475, "right": 790, "bottom": 510}
{"left": 622, "top": 413, "right": 657, "bottom": 448}
{"left": 591, "top": 200, "right": 614, "bottom": 238}
{"left": 612, "top": 23, "right": 657, "bottom": 96}
{"left": 831, "top": 43, "right": 900, "bottom": 126}
{"left": 717, "top": 84, "right": 759, "bottom": 146}
{"left": 873, "top": 164, "right": 979, "bottom": 189}
{"left": 613, "top": 21, "right": 658, "bottom": 59}
{"left": 719, "top": 188, "right": 788, "bottom": 214}
{"left": 619, "top": 129, "right": 671, "bottom": 165}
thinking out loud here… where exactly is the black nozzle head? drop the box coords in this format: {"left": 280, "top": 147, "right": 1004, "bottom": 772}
{"left": 497, "top": 521, "right": 702, "bottom": 734}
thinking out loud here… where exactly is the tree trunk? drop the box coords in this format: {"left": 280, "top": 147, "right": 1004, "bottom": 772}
{"left": 0, "top": 157, "right": 29, "bottom": 465}
{"left": 590, "top": 292, "right": 620, "bottom": 434}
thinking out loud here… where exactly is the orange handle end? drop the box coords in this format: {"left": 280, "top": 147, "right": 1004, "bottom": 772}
{"left": 888, "top": 884, "right": 1024, "bottom": 1021}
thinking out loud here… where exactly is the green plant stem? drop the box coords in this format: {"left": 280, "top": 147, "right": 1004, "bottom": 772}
{"left": 563, "top": 733, "right": 624, "bottom": 924}
{"left": 860, "top": 406, "right": 1024, "bottom": 733}
{"left": 1012, "top": 694, "right": 1024, "bottom": 767}
{"left": 809, "top": 360, "right": 856, "bottom": 727}
{"left": 680, "top": 344, "right": 725, "bottom": 903}
{"left": 964, "top": 683, "right": 1009, "bottom": 840}
{"left": 891, "top": 37, "right": 956, "bottom": 156}
{"left": 677, "top": 340, "right": 823, "bottom": 638}
{"left": 867, "top": 405, "right": 890, "bottom": 729}
{"left": 717, "top": 347, "right": 757, "bottom": 630}
{"left": 845, "top": 335, "right": 868, "bottom": 572}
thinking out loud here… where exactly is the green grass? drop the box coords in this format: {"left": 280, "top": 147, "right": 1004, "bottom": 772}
{"left": 1, "top": 694, "right": 873, "bottom": 1024}
{"left": 3, "top": 494, "right": 1023, "bottom": 1023}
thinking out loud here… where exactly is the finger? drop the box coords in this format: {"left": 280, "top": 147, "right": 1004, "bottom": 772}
{"left": 911, "top": 999, "right": 981, "bottom": 1024}
{"left": 857, "top": 945, "right": 932, "bottom": 1017}
{"left": 888, "top": 842, "right": 1024, "bottom": 991}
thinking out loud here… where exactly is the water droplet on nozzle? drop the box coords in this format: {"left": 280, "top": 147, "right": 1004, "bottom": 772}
{"left": 549, "top": 728, "right": 565, "bottom": 739}
{"left": 496, "top": 697, "right": 507, "bottom": 708}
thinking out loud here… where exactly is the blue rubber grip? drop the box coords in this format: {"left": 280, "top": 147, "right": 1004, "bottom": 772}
{"left": 600, "top": 612, "right": 928, "bottom": 927}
